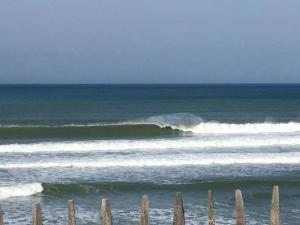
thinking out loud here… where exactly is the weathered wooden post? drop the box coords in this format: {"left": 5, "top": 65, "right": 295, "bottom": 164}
{"left": 235, "top": 190, "right": 245, "bottom": 225}
{"left": 270, "top": 186, "right": 280, "bottom": 225}
{"left": 32, "top": 203, "right": 43, "bottom": 225}
{"left": 208, "top": 190, "right": 216, "bottom": 225}
{"left": 101, "top": 199, "right": 112, "bottom": 225}
{"left": 173, "top": 192, "right": 185, "bottom": 225}
{"left": 140, "top": 195, "right": 149, "bottom": 225}
{"left": 68, "top": 200, "right": 76, "bottom": 225}
{"left": 0, "top": 207, "right": 3, "bottom": 225}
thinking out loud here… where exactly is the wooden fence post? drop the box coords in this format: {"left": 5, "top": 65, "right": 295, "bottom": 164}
{"left": 32, "top": 203, "right": 43, "bottom": 225}
{"left": 68, "top": 200, "right": 76, "bottom": 225}
{"left": 208, "top": 190, "right": 216, "bottom": 225}
{"left": 101, "top": 199, "right": 112, "bottom": 225}
{"left": 173, "top": 192, "right": 185, "bottom": 225}
{"left": 140, "top": 195, "right": 149, "bottom": 225}
{"left": 270, "top": 186, "right": 280, "bottom": 225}
{"left": 235, "top": 190, "right": 245, "bottom": 225}
{"left": 0, "top": 207, "right": 3, "bottom": 225}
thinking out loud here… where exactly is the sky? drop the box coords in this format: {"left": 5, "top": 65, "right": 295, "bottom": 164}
{"left": 0, "top": 0, "right": 300, "bottom": 84}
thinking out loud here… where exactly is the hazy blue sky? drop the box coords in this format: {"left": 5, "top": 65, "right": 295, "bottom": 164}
{"left": 0, "top": 0, "right": 300, "bottom": 83}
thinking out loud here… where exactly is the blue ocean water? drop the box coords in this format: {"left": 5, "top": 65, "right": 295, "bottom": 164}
{"left": 1, "top": 84, "right": 300, "bottom": 125}
{"left": 1, "top": 84, "right": 300, "bottom": 224}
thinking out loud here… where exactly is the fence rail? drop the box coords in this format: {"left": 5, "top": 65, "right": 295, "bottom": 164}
{"left": 0, "top": 185, "right": 280, "bottom": 225}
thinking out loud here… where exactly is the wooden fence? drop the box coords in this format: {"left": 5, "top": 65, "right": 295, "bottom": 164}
{"left": 0, "top": 185, "right": 280, "bottom": 225}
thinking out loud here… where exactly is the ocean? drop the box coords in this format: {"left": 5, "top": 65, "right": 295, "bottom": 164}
{"left": 0, "top": 84, "right": 300, "bottom": 224}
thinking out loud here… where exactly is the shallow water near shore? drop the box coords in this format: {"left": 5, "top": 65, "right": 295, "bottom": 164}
{"left": 1, "top": 84, "right": 300, "bottom": 224}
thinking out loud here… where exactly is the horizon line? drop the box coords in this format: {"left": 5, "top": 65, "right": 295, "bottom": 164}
{"left": 1, "top": 82, "right": 300, "bottom": 85}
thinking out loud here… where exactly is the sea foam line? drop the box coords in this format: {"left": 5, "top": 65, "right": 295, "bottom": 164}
{"left": 0, "top": 183, "right": 43, "bottom": 199}
{"left": 1, "top": 152, "right": 300, "bottom": 168}
{"left": 0, "top": 136, "right": 300, "bottom": 153}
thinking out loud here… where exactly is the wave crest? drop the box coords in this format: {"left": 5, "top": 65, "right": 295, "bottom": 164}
{"left": 0, "top": 183, "right": 43, "bottom": 199}
{"left": 1, "top": 114, "right": 300, "bottom": 139}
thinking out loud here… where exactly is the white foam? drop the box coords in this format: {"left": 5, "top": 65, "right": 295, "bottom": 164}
{"left": 0, "top": 183, "right": 43, "bottom": 199}
{"left": 0, "top": 135, "right": 300, "bottom": 153}
{"left": 178, "top": 122, "right": 300, "bottom": 134}
{"left": 0, "top": 152, "right": 300, "bottom": 169}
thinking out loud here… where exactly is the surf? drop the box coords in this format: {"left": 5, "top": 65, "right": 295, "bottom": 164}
{"left": 1, "top": 134, "right": 300, "bottom": 153}
{"left": 0, "top": 183, "right": 43, "bottom": 199}
{"left": 2, "top": 119, "right": 300, "bottom": 141}
{"left": 1, "top": 151, "right": 300, "bottom": 169}
{"left": 179, "top": 121, "right": 300, "bottom": 134}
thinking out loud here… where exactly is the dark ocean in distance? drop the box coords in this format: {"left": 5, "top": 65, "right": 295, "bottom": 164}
{"left": 1, "top": 84, "right": 300, "bottom": 224}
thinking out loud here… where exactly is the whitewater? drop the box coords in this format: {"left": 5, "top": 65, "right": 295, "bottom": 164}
{"left": 0, "top": 183, "right": 43, "bottom": 199}
{"left": 1, "top": 120, "right": 300, "bottom": 198}
{"left": 0, "top": 134, "right": 300, "bottom": 153}
{"left": 1, "top": 121, "right": 300, "bottom": 154}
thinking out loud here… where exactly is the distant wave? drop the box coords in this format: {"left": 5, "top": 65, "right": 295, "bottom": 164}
{"left": 0, "top": 183, "right": 43, "bottom": 199}
{"left": 0, "top": 113, "right": 200, "bottom": 139}
{"left": 1, "top": 114, "right": 300, "bottom": 140}
{"left": 0, "top": 124, "right": 181, "bottom": 140}
{"left": 0, "top": 113, "right": 203, "bottom": 128}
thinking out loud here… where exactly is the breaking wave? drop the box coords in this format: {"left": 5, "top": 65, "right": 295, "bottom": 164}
{"left": 1, "top": 114, "right": 300, "bottom": 140}
{"left": 0, "top": 134, "right": 300, "bottom": 153}
{"left": 0, "top": 183, "right": 43, "bottom": 199}
{"left": 178, "top": 121, "right": 300, "bottom": 134}
{"left": 1, "top": 152, "right": 300, "bottom": 168}
{"left": 1, "top": 179, "right": 294, "bottom": 199}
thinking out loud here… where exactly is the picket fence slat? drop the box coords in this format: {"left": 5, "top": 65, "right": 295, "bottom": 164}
{"left": 270, "top": 186, "right": 280, "bottom": 225}
{"left": 32, "top": 203, "right": 43, "bottom": 225}
{"left": 235, "top": 189, "right": 245, "bottom": 225}
{"left": 140, "top": 195, "right": 149, "bottom": 225}
{"left": 0, "top": 207, "right": 3, "bottom": 225}
{"left": 173, "top": 192, "right": 185, "bottom": 225}
{"left": 208, "top": 190, "right": 216, "bottom": 225}
{"left": 68, "top": 200, "right": 76, "bottom": 225}
{"left": 101, "top": 199, "right": 112, "bottom": 225}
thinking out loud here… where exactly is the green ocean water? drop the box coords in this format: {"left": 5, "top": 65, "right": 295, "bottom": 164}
{"left": 1, "top": 84, "right": 300, "bottom": 224}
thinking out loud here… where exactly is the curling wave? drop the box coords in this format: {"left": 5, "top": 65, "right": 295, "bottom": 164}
{"left": 1, "top": 113, "right": 300, "bottom": 140}
{"left": 0, "top": 124, "right": 181, "bottom": 140}
{"left": 1, "top": 121, "right": 300, "bottom": 141}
